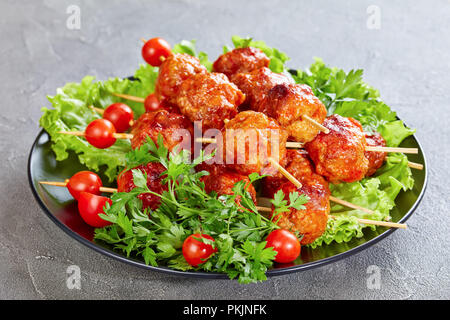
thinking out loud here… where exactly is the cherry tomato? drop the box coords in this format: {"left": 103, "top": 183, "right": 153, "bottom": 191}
{"left": 103, "top": 103, "right": 134, "bottom": 132}
{"left": 144, "top": 94, "right": 160, "bottom": 112}
{"left": 265, "top": 229, "right": 301, "bottom": 263}
{"left": 142, "top": 37, "right": 171, "bottom": 66}
{"left": 78, "top": 192, "right": 112, "bottom": 228}
{"left": 66, "top": 171, "right": 103, "bottom": 200}
{"left": 85, "top": 119, "right": 116, "bottom": 149}
{"left": 182, "top": 234, "right": 217, "bottom": 267}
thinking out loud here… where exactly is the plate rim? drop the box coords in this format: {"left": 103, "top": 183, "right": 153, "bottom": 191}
{"left": 28, "top": 128, "right": 428, "bottom": 279}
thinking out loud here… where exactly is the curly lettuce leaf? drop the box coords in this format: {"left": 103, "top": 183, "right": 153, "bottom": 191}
{"left": 310, "top": 153, "right": 414, "bottom": 248}
{"left": 333, "top": 100, "right": 415, "bottom": 147}
{"left": 39, "top": 64, "right": 159, "bottom": 181}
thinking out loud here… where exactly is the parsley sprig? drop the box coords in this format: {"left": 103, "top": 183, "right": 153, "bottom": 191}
{"left": 271, "top": 189, "right": 310, "bottom": 215}
{"left": 95, "top": 138, "right": 306, "bottom": 283}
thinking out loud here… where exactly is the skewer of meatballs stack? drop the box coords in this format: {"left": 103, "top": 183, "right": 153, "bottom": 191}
{"left": 38, "top": 37, "right": 420, "bottom": 278}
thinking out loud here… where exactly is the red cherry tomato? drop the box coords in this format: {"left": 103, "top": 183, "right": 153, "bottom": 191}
{"left": 103, "top": 103, "right": 134, "bottom": 132}
{"left": 85, "top": 119, "right": 116, "bottom": 149}
{"left": 144, "top": 94, "right": 160, "bottom": 112}
{"left": 265, "top": 229, "right": 301, "bottom": 263}
{"left": 78, "top": 192, "right": 112, "bottom": 228}
{"left": 182, "top": 234, "right": 217, "bottom": 267}
{"left": 66, "top": 171, "right": 103, "bottom": 200}
{"left": 142, "top": 37, "right": 171, "bottom": 66}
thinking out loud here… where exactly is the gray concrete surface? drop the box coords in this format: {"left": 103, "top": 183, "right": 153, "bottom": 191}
{"left": 0, "top": 0, "right": 449, "bottom": 300}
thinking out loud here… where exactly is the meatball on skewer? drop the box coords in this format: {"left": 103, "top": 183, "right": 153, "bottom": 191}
{"left": 221, "top": 111, "right": 289, "bottom": 176}
{"left": 117, "top": 162, "right": 167, "bottom": 211}
{"left": 176, "top": 72, "right": 245, "bottom": 131}
{"left": 364, "top": 132, "right": 388, "bottom": 177}
{"left": 263, "top": 150, "right": 329, "bottom": 199}
{"left": 213, "top": 47, "right": 270, "bottom": 79}
{"left": 261, "top": 148, "right": 374, "bottom": 214}
{"left": 232, "top": 67, "right": 293, "bottom": 111}
{"left": 213, "top": 48, "right": 328, "bottom": 142}
{"left": 130, "top": 109, "right": 194, "bottom": 153}
{"left": 155, "top": 53, "right": 208, "bottom": 104}
{"left": 197, "top": 163, "right": 257, "bottom": 205}
{"left": 305, "top": 114, "right": 369, "bottom": 184}
{"left": 272, "top": 181, "right": 330, "bottom": 245}
{"left": 258, "top": 83, "right": 328, "bottom": 143}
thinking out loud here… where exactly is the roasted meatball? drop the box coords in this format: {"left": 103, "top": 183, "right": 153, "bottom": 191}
{"left": 157, "top": 99, "right": 182, "bottom": 114}
{"left": 263, "top": 149, "right": 329, "bottom": 199}
{"left": 258, "top": 83, "right": 327, "bottom": 143}
{"left": 199, "top": 165, "right": 257, "bottom": 204}
{"left": 154, "top": 53, "right": 207, "bottom": 103}
{"left": 195, "top": 161, "right": 228, "bottom": 177}
{"left": 130, "top": 110, "right": 193, "bottom": 153}
{"left": 222, "top": 111, "right": 288, "bottom": 176}
{"left": 117, "top": 162, "right": 167, "bottom": 211}
{"left": 176, "top": 72, "right": 245, "bottom": 131}
{"left": 231, "top": 67, "right": 292, "bottom": 111}
{"left": 213, "top": 47, "right": 270, "bottom": 79}
{"left": 364, "top": 132, "right": 387, "bottom": 176}
{"left": 305, "top": 114, "right": 369, "bottom": 183}
{"left": 271, "top": 181, "right": 330, "bottom": 245}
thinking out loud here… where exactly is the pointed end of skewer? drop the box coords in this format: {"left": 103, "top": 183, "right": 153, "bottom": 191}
{"left": 58, "top": 131, "right": 85, "bottom": 137}
{"left": 113, "top": 133, "right": 133, "bottom": 140}
{"left": 140, "top": 37, "right": 147, "bottom": 44}
{"left": 256, "top": 206, "right": 272, "bottom": 213}
{"left": 39, "top": 180, "right": 69, "bottom": 187}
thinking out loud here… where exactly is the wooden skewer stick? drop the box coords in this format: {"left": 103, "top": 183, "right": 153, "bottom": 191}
{"left": 195, "top": 138, "right": 423, "bottom": 170}
{"left": 330, "top": 215, "right": 407, "bottom": 229}
{"left": 255, "top": 203, "right": 405, "bottom": 229}
{"left": 303, "top": 115, "right": 330, "bottom": 134}
{"left": 195, "top": 137, "right": 304, "bottom": 148}
{"left": 58, "top": 131, "right": 133, "bottom": 140}
{"left": 329, "top": 196, "right": 373, "bottom": 214}
{"left": 111, "top": 92, "right": 145, "bottom": 103}
{"left": 407, "top": 161, "right": 423, "bottom": 170}
{"left": 267, "top": 157, "right": 302, "bottom": 189}
{"left": 88, "top": 105, "right": 105, "bottom": 114}
{"left": 140, "top": 38, "right": 147, "bottom": 44}
{"left": 39, "top": 181, "right": 118, "bottom": 193}
{"left": 365, "top": 146, "right": 418, "bottom": 154}
{"left": 196, "top": 137, "right": 418, "bottom": 154}
{"left": 256, "top": 206, "right": 272, "bottom": 213}
{"left": 286, "top": 142, "right": 305, "bottom": 148}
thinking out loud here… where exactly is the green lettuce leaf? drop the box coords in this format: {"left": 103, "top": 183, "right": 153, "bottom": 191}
{"left": 293, "top": 58, "right": 379, "bottom": 114}
{"left": 39, "top": 64, "right": 159, "bottom": 181}
{"left": 333, "top": 100, "right": 415, "bottom": 147}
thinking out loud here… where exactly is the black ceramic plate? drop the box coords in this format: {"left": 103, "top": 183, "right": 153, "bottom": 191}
{"left": 28, "top": 127, "right": 427, "bottom": 279}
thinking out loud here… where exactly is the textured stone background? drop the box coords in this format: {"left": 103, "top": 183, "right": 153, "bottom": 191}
{"left": 0, "top": 0, "right": 449, "bottom": 299}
